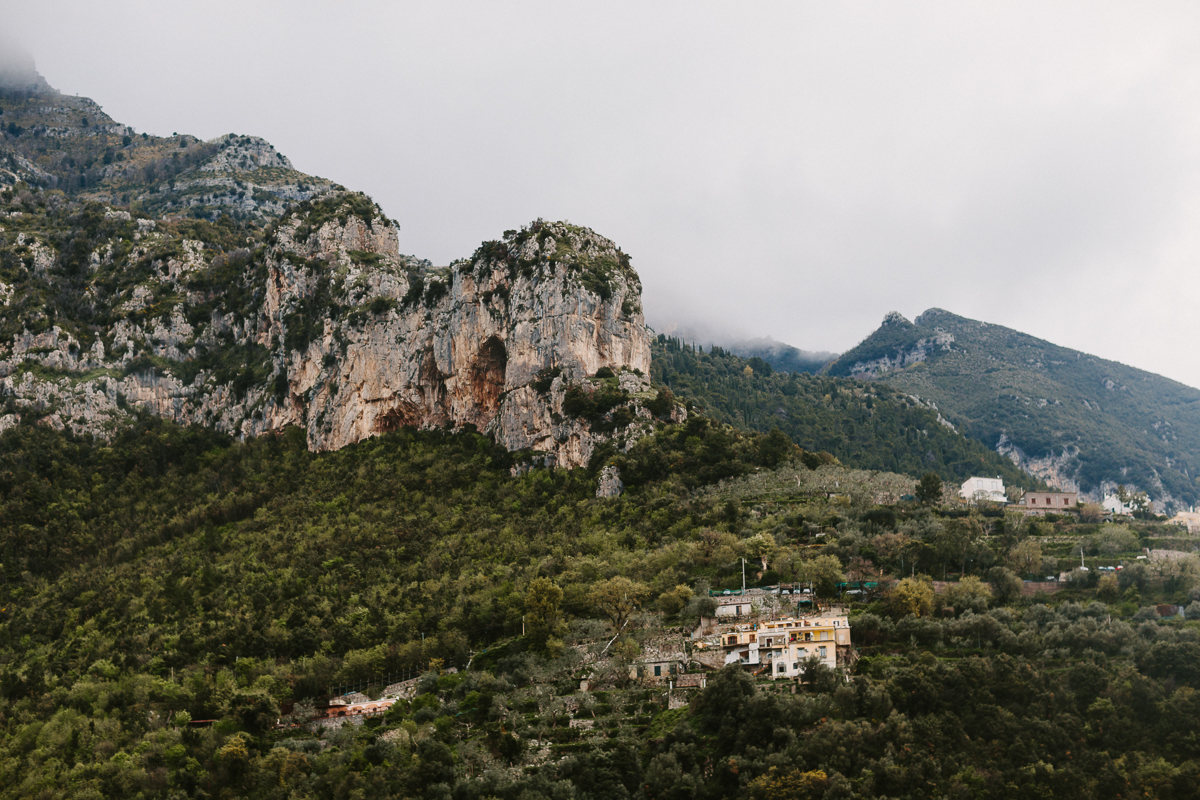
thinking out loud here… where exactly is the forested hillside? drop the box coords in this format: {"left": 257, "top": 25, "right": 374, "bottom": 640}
{"left": 825, "top": 309, "right": 1200, "bottom": 509}
{"left": 651, "top": 334, "right": 1035, "bottom": 488}
{"left": 722, "top": 337, "right": 835, "bottom": 375}
{"left": 4, "top": 414, "right": 1200, "bottom": 797}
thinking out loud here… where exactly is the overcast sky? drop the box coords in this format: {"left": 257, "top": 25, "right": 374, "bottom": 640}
{"left": 6, "top": 1, "right": 1200, "bottom": 388}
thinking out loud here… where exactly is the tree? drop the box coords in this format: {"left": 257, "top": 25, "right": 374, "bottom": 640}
{"left": 589, "top": 576, "right": 650, "bottom": 631}
{"left": 887, "top": 576, "right": 934, "bottom": 618}
{"left": 916, "top": 472, "right": 943, "bottom": 505}
{"left": 934, "top": 517, "right": 984, "bottom": 577}
{"left": 657, "top": 584, "right": 694, "bottom": 616}
{"left": 941, "top": 575, "right": 991, "bottom": 615}
{"left": 682, "top": 594, "right": 718, "bottom": 624}
{"left": 845, "top": 555, "right": 876, "bottom": 583}
{"left": 743, "top": 533, "right": 777, "bottom": 571}
{"left": 525, "top": 577, "right": 567, "bottom": 655}
{"left": 747, "top": 767, "right": 829, "bottom": 800}
{"left": 802, "top": 555, "right": 845, "bottom": 601}
{"left": 1007, "top": 539, "right": 1042, "bottom": 577}
{"left": 986, "top": 566, "right": 1023, "bottom": 605}
{"left": 755, "top": 427, "right": 794, "bottom": 467}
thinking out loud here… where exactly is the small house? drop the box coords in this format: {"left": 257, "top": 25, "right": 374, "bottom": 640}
{"left": 960, "top": 476, "right": 1006, "bottom": 504}
{"left": 1020, "top": 491, "right": 1078, "bottom": 515}
{"left": 1102, "top": 494, "right": 1137, "bottom": 515}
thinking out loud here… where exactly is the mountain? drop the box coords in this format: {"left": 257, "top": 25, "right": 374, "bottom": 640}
{"left": 1, "top": 63, "right": 341, "bottom": 221}
{"left": 647, "top": 321, "right": 836, "bottom": 374}
{"left": 651, "top": 335, "right": 1037, "bottom": 487}
{"left": 824, "top": 308, "right": 1200, "bottom": 509}
{"left": 0, "top": 66, "right": 658, "bottom": 470}
{"left": 726, "top": 335, "right": 836, "bottom": 374}
{"left": 0, "top": 192, "right": 655, "bottom": 469}
{"left": 9, "top": 53, "right": 1200, "bottom": 800}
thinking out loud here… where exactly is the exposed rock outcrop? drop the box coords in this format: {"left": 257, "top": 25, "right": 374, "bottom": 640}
{"left": 0, "top": 196, "right": 657, "bottom": 469}
{"left": 839, "top": 312, "right": 955, "bottom": 380}
{"left": 995, "top": 434, "right": 1082, "bottom": 494}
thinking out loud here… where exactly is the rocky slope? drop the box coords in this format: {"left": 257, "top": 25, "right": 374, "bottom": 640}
{"left": 0, "top": 187, "right": 658, "bottom": 469}
{"left": 823, "top": 309, "right": 1200, "bottom": 509}
{"left": 0, "top": 61, "right": 339, "bottom": 221}
{"left": 0, "top": 59, "right": 663, "bottom": 470}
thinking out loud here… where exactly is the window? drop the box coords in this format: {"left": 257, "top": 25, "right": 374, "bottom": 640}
{"left": 670, "top": 664, "right": 677, "bottom": 676}
{"left": 736, "top": 606, "right": 742, "bottom": 616}
{"left": 792, "top": 661, "right": 799, "bottom": 670}
{"left": 749, "top": 634, "right": 756, "bottom": 643}
{"left": 819, "top": 646, "right": 827, "bottom": 659}
{"left": 778, "top": 663, "right": 787, "bottom": 673}
{"left": 654, "top": 665, "right": 661, "bottom": 677}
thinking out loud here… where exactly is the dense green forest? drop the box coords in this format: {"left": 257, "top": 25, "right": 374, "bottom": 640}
{"left": 651, "top": 334, "right": 1035, "bottom": 488}
{"left": 3, "top": 411, "right": 1200, "bottom": 798}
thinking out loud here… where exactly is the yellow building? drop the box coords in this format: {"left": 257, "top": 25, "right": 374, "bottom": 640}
{"left": 1168, "top": 511, "right": 1200, "bottom": 533}
{"left": 719, "top": 615, "right": 850, "bottom": 677}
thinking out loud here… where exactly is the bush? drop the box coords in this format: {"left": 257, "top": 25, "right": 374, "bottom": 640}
{"left": 986, "top": 567, "right": 1024, "bottom": 605}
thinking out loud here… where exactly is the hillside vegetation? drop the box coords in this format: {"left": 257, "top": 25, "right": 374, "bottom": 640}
{"left": 4, "top": 414, "right": 1200, "bottom": 797}
{"left": 824, "top": 309, "right": 1200, "bottom": 509}
{"left": 651, "top": 335, "right": 1036, "bottom": 488}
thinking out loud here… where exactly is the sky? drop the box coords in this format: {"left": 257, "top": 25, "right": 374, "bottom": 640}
{"left": 5, "top": 1, "right": 1200, "bottom": 389}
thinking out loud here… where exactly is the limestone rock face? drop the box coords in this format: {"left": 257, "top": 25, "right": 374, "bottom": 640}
{"left": 0, "top": 196, "right": 656, "bottom": 469}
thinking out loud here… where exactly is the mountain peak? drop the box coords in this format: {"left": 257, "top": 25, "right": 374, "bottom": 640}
{"left": 913, "top": 308, "right": 959, "bottom": 328}
{"left": 0, "top": 43, "right": 54, "bottom": 96}
{"left": 882, "top": 310, "right": 911, "bottom": 326}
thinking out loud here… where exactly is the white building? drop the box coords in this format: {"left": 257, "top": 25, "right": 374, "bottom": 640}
{"left": 960, "top": 476, "right": 1006, "bottom": 504}
{"left": 714, "top": 595, "right": 756, "bottom": 618}
{"left": 1102, "top": 494, "right": 1136, "bottom": 515}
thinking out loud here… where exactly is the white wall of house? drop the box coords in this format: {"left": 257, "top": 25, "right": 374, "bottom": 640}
{"left": 1102, "top": 494, "right": 1135, "bottom": 515}
{"left": 960, "top": 476, "right": 1006, "bottom": 503}
{"left": 766, "top": 641, "right": 836, "bottom": 678}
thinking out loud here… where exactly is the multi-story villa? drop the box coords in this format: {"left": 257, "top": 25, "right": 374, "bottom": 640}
{"left": 720, "top": 615, "right": 850, "bottom": 678}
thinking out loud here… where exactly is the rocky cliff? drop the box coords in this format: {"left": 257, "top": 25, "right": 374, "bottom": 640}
{"left": 824, "top": 311, "right": 955, "bottom": 380}
{"left": 0, "top": 188, "right": 657, "bottom": 469}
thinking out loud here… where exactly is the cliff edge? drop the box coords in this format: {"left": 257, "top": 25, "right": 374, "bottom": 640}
{"left": 0, "top": 191, "right": 656, "bottom": 469}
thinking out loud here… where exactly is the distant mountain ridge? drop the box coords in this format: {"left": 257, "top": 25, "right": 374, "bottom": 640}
{"left": 823, "top": 308, "right": 1200, "bottom": 510}
{"left": 650, "top": 335, "right": 1038, "bottom": 487}
{"left": 726, "top": 336, "right": 836, "bottom": 375}
{"left": 650, "top": 322, "right": 836, "bottom": 375}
